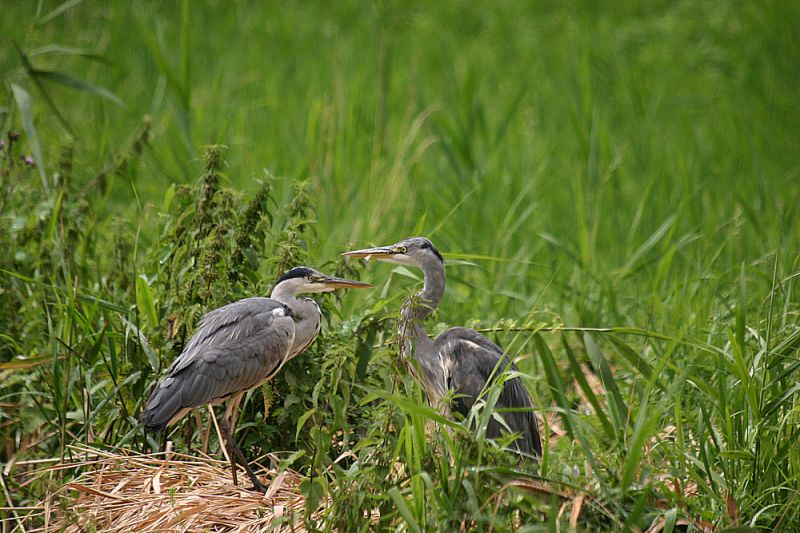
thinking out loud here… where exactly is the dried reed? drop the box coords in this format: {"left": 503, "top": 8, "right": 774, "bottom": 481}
{"left": 39, "top": 444, "right": 325, "bottom": 532}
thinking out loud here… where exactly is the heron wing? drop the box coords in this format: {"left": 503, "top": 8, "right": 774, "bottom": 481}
{"left": 438, "top": 332, "right": 542, "bottom": 456}
{"left": 436, "top": 326, "right": 504, "bottom": 355}
{"left": 141, "top": 297, "right": 295, "bottom": 431}
{"left": 170, "top": 297, "right": 291, "bottom": 373}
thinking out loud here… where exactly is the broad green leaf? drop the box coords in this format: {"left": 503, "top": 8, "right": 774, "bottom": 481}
{"left": 300, "top": 476, "right": 327, "bottom": 514}
{"left": 662, "top": 508, "right": 678, "bottom": 533}
{"left": 295, "top": 407, "right": 317, "bottom": 440}
{"left": 162, "top": 183, "right": 176, "bottom": 212}
{"left": 135, "top": 275, "right": 159, "bottom": 330}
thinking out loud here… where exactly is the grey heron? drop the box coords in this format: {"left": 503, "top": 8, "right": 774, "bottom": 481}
{"left": 141, "top": 267, "right": 372, "bottom": 491}
{"left": 343, "top": 237, "right": 542, "bottom": 457}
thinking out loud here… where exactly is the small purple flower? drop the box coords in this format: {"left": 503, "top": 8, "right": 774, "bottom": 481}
{"left": 23, "top": 155, "right": 35, "bottom": 167}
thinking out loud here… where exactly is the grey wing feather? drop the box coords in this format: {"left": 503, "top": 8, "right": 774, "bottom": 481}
{"left": 437, "top": 327, "right": 504, "bottom": 355}
{"left": 440, "top": 332, "right": 542, "bottom": 457}
{"left": 141, "top": 297, "right": 295, "bottom": 432}
{"left": 172, "top": 297, "right": 290, "bottom": 373}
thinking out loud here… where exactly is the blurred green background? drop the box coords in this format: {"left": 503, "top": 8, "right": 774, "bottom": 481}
{"left": 3, "top": 1, "right": 797, "bottom": 328}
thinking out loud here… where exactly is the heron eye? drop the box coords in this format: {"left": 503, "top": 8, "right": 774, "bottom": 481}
{"left": 307, "top": 275, "right": 321, "bottom": 282}
{"left": 395, "top": 245, "right": 407, "bottom": 253}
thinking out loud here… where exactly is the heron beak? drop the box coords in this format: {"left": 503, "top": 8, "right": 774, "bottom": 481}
{"left": 341, "top": 246, "right": 396, "bottom": 261}
{"left": 320, "top": 275, "right": 374, "bottom": 290}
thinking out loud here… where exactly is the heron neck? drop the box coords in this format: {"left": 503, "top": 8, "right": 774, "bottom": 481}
{"left": 398, "top": 259, "right": 449, "bottom": 405}
{"left": 399, "top": 258, "right": 444, "bottom": 355}
{"left": 404, "top": 259, "right": 445, "bottom": 322}
{"left": 271, "top": 290, "right": 322, "bottom": 358}
{"left": 270, "top": 283, "right": 298, "bottom": 304}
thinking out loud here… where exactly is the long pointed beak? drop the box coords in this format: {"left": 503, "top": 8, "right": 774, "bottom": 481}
{"left": 341, "top": 246, "right": 396, "bottom": 260}
{"left": 320, "top": 275, "right": 373, "bottom": 290}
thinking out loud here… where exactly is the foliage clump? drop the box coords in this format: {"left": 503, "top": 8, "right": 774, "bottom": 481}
{"left": 0, "top": 135, "right": 379, "bottom": 525}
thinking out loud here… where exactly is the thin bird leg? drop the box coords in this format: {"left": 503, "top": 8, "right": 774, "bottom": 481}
{"left": 159, "top": 427, "right": 168, "bottom": 452}
{"left": 217, "top": 416, "right": 267, "bottom": 493}
{"left": 227, "top": 392, "right": 243, "bottom": 486}
{"left": 219, "top": 392, "right": 268, "bottom": 493}
{"left": 219, "top": 392, "right": 244, "bottom": 486}
{"left": 216, "top": 415, "right": 240, "bottom": 486}
{"left": 184, "top": 415, "right": 194, "bottom": 455}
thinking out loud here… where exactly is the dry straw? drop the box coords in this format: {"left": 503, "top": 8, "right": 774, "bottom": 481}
{"left": 38, "top": 444, "right": 324, "bottom": 532}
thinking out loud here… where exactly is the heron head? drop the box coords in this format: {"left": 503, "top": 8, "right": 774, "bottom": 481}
{"left": 342, "top": 237, "right": 444, "bottom": 267}
{"left": 273, "top": 267, "right": 373, "bottom": 295}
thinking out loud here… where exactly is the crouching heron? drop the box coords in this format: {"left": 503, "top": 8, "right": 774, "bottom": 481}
{"left": 343, "top": 237, "right": 542, "bottom": 457}
{"left": 141, "top": 267, "right": 372, "bottom": 492}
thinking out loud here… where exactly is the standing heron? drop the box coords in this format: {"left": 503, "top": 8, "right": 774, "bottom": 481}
{"left": 141, "top": 267, "right": 372, "bottom": 492}
{"left": 343, "top": 237, "right": 542, "bottom": 457}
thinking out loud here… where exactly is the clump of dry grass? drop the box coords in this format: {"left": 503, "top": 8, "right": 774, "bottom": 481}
{"left": 40, "top": 444, "right": 324, "bottom": 532}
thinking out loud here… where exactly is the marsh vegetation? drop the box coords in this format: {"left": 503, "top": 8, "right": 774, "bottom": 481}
{"left": 1, "top": 1, "right": 799, "bottom": 530}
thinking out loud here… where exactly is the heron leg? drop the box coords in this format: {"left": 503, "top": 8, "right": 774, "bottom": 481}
{"left": 217, "top": 416, "right": 267, "bottom": 493}
{"left": 217, "top": 415, "right": 240, "bottom": 486}
{"left": 218, "top": 392, "right": 244, "bottom": 486}
{"left": 218, "top": 392, "right": 268, "bottom": 493}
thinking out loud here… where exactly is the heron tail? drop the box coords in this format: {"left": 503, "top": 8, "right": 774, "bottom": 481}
{"left": 140, "top": 379, "right": 185, "bottom": 433}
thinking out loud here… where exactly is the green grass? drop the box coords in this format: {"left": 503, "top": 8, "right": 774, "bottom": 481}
{"left": 2, "top": 0, "right": 799, "bottom": 530}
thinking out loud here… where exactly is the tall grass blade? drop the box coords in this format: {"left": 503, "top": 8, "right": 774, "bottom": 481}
{"left": 121, "top": 316, "right": 158, "bottom": 372}
{"left": 619, "top": 390, "right": 655, "bottom": 491}
{"left": 86, "top": 370, "right": 141, "bottom": 427}
{"left": 389, "top": 487, "right": 422, "bottom": 533}
{"left": 135, "top": 21, "right": 188, "bottom": 107}
{"left": 179, "top": 0, "right": 190, "bottom": 100}
{"left": 14, "top": 42, "right": 74, "bottom": 134}
{"left": 28, "top": 44, "right": 109, "bottom": 63}
{"left": 561, "top": 335, "right": 615, "bottom": 441}
{"left": 361, "top": 387, "right": 461, "bottom": 431}
{"left": 533, "top": 333, "right": 574, "bottom": 437}
{"left": 583, "top": 333, "right": 628, "bottom": 434}
{"left": 136, "top": 15, "right": 192, "bottom": 152}
{"left": 29, "top": 69, "right": 125, "bottom": 108}
{"left": 36, "top": 0, "right": 84, "bottom": 26}
{"left": 10, "top": 82, "right": 48, "bottom": 191}
{"left": 606, "top": 335, "right": 657, "bottom": 386}
{"left": 619, "top": 214, "right": 677, "bottom": 278}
